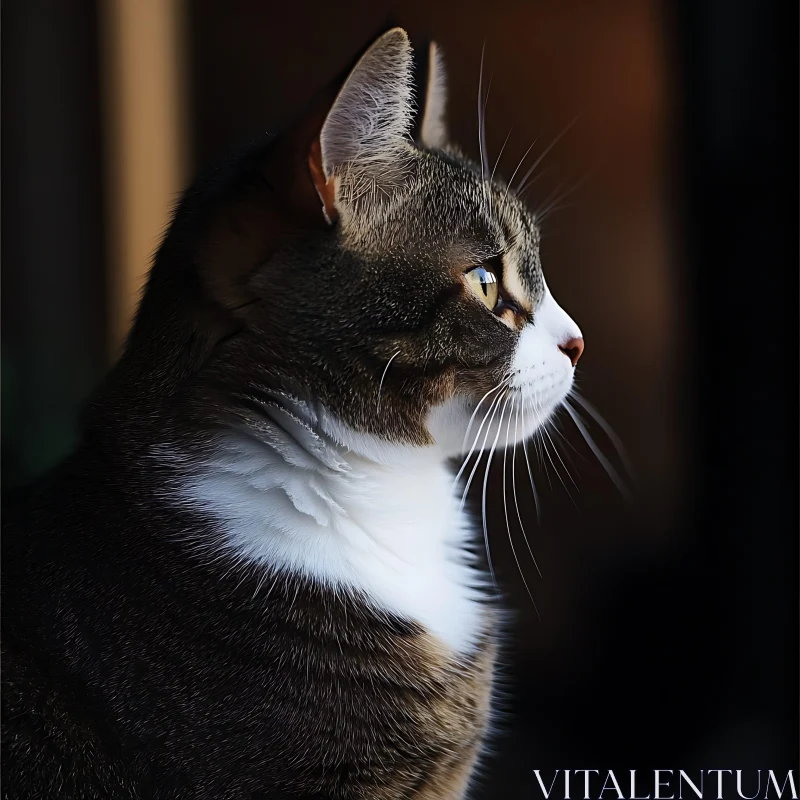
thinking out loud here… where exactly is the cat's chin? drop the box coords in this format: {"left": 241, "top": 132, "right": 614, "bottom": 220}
{"left": 425, "top": 386, "right": 571, "bottom": 461}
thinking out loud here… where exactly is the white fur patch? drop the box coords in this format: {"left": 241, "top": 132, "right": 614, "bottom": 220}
{"left": 168, "top": 400, "right": 488, "bottom": 655}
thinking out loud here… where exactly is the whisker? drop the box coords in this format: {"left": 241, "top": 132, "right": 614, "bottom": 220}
{"left": 490, "top": 126, "right": 513, "bottom": 186}
{"left": 520, "top": 395, "right": 542, "bottom": 523}
{"left": 515, "top": 165, "right": 552, "bottom": 201}
{"left": 455, "top": 420, "right": 493, "bottom": 498}
{"left": 530, "top": 396, "right": 552, "bottom": 489}
{"left": 549, "top": 412, "right": 584, "bottom": 459}
{"left": 539, "top": 422, "right": 569, "bottom": 499}
{"left": 456, "top": 384, "right": 507, "bottom": 485}
{"left": 503, "top": 397, "right": 540, "bottom": 615}
{"left": 481, "top": 74, "right": 495, "bottom": 221}
{"left": 536, "top": 202, "right": 575, "bottom": 224}
{"left": 513, "top": 114, "right": 580, "bottom": 194}
{"left": 513, "top": 399, "right": 542, "bottom": 578}
{"left": 477, "top": 44, "right": 488, "bottom": 182}
{"left": 481, "top": 392, "right": 511, "bottom": 589}
{"left": 530, "top": 180, "right": 566, "bottom": 217}
{"left": 546, "top": 418, "right": 583, "bottom": 484}
{"left": 459, "top": 388, "right": 507, "bottom": 508}
{"left": 504, "top": 138, "right": 538, "bottom": 202}
{"left": 534, "top": 170, "right": 594, "bottom": 221}
{"left": 542, "top": 420, "right": 580, "bottom": 501}
{"left": 480, "top": 72, "right": 493, "bottom": 181}
{"left": 376, "top": 350, "right": 401, "bottom": 413}
{"left": 569, "top": 391, "right": 636, "bottom": 482}
{"left": 538, "top": 436, "right": 552, "bottom": 489}
{"left": 563, "top": 399, "right": 633, "bottom": 503}
{"left": 460, "top": 379, "right": 508, "bottom": 459}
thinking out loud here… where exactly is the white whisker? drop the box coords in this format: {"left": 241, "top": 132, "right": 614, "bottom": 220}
{"left": 569, "top": 391, "right": 635, "bottom": 482}
{"left": 535, "top": 170, "right": 593, "bottom": 221}
{"left": 530, "top": 180, "right": 566, "bottom": 217}
{"left": 520, "top": 395, "right": 541, "bottom": 523}
{"left": 459, "top": 388, "right": 507, "bottom": 508}
{"left": 514, "top": 114, "right": 580, "bottom": 195}
{"left": 512, "top": 401, "right": 543, "bottom": 576}
{"left": 481, "top": 393, "right": 511, "bottom": 589}
{"left": 490, "top": 127, "right": 513, "bottom": 186}
{"left": 460, "top": 379, "right": 508, "bottom": 458}
{"left": 504, "top": 138, "right": 538, "bottom": 202}
{"left": 504, "top": 397, "right": 540, "bottom": 616}
{"left": 539, "top": 424, "right": 566, "bottom": 496}
{"left": 541, "top": 420, "right": 580, "bottom": 506}
{"left": 529, "top": 393, "right": 551, "bottom": 489}
{"left": 563, "top": 399, "right": 632, "bottom": 503}
{"left": 376, "top": 350, "right": 401, "bottom": 413}
{"left": 455, "top": 385, "right": 505, "bottom": 487}
{"left": 548, "top": 422, "right": 582, "bottom": 486}
{"left": 549, "top": 412, "right": 584, "bottom": 459}
{"left": 477, "top": 45, "right": 488, "bottom": 182}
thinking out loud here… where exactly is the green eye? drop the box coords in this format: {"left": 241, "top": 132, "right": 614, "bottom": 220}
{"left": 465, "top": 266, "right": 499, "bottom": 310}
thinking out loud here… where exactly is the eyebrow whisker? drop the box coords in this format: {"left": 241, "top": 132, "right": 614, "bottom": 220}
{"left": 490, "top": 126, "right": 513, "bottom": 186}
{"left": 514, "top": 114, "right": 581, "bottom": 195}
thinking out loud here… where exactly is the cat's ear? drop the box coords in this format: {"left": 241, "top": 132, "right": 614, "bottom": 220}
{"left": 310, "top": 28, "right": 414, "bottom": 218}
{"left": 419, "top": 42, "right": 449, "bottom": 150}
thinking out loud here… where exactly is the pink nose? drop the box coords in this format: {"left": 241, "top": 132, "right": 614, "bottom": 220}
{"left": 558, "top": 337, "right": 584, "bottom": 367}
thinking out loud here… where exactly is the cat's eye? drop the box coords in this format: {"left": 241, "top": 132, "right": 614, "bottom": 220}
{"left": 465, "top": 266, "right": 499, "bottom": 310}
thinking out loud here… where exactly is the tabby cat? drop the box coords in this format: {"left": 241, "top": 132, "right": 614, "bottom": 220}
{"left": 2, "top": 28, "right": 583, "bottom": 799}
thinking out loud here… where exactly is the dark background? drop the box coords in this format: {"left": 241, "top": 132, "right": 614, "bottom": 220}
{"left": 3, "top": 0, "right": 798, "bottom": 795}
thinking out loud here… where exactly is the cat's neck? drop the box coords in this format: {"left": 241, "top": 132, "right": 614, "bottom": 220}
{"left": 162, "top": 394, "right": 489, "bottom": 654}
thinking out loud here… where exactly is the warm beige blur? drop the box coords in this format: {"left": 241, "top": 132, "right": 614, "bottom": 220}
{"left": 99, "top": 0, "right": 188, "bottom": 357}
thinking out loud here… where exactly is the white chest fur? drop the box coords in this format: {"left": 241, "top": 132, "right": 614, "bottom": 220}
{"left": 171, "top": 409, "right": 487, "bottom": 655}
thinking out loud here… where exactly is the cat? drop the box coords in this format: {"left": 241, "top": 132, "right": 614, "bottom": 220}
{"left": 2, "top": 28, "right": 583, "bottom": 800}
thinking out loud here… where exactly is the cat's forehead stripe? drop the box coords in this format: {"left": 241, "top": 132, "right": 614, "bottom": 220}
{"left": 494, "top": 199, "right": 543, "bottom": 314}
{"left": 500, "top": 249, "right": 533, "bottom": 315}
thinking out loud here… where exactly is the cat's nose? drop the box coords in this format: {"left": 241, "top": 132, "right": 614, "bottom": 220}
{"left": 558, "top": 337, "right": 584, "bottom": 367}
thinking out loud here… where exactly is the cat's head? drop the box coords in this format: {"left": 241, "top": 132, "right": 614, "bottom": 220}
{"left": 123, "top": 28, "right": 583, "bottom": 462}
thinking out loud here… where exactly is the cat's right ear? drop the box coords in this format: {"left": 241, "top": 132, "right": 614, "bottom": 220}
{"left": 192, "top": 30, "right": 415, "bottom": 309}
{"left": 309, "top": 27, "right": 415, "bottom": 221}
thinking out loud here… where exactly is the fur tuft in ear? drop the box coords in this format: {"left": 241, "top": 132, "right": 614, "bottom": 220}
{"left": 319, "top": 28, "right": 414, "bottom": 198}
{"left": 420, "top": 42, "right": 449, "bottom": 150}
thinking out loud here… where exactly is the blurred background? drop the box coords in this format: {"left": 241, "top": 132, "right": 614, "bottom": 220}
{"left": 2, "top": 0, "right": 797, "bottom": 794}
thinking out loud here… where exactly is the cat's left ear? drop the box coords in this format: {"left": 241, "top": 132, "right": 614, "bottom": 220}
{"left": 419, "top": 42, "right": 449, "bottom": 150}
{"left": 309, "top": 28, "right": 415, "bottom": 221}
